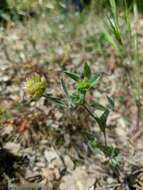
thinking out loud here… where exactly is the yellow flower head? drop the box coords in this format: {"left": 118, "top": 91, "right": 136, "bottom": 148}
{"left": 25, "top": 74, "right": 47, "bottom": 99}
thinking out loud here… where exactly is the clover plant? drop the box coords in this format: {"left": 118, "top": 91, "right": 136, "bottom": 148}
{"left": 25, "top": 63, "right": 121, "bottom": 169}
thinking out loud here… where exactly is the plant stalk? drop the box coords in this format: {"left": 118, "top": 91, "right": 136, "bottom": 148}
{"left": 82, "top": 104, "right": 108, "bottom": 148}
{"left": 82, "top": 104, "right": 98, "bottom": 121}
{"left": 103, "top": 130, "right": 107, "bottom": 148}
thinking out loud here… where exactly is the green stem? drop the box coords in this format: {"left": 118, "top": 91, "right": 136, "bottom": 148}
{"left": 82, "top": 104, "right": 108, "bottom": 148}
{"left": 103, "top": 130, "right": 107, "bottom": 148}
{"left": 82, "top": 104, "right": 98, "bottom": 121}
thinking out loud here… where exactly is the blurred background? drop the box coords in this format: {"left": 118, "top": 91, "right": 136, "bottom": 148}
{"left": 1, "top": 1, "right": 143, "bottom": 189}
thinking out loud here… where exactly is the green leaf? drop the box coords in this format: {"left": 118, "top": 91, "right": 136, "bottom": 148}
{"left": 99, "top": 109, "right": 110, "bottom": 130}
{"left": 105, "top": 145, "right": 119, "bottom": 158}
{"left": 70, "top": 91, "right": 85, "bottom": 106}
{"left": 61, "top": 79, "right": 73, "bottom": 107}
{"left": 101, "top": 109, "right": 109, "bottom": 124}
{"left": 64, "top": 71, "right": 80, "bottom": 81}
{"left": 84, "top": 63, "right": 91, "bottom": 79}
{"left": 61, "top": 79, "right": 69, "bottom": 98}
{"left": 107, "top": 96, "right": 115, "bottom": 110}
{"left": 91, "top": 102, "right": 106, "bottom": 111}
{"left": 48, "top": 96, "right": 65, "bottom": 107}
{"left": 90, "top": 73, "right": 101, "bottom": 87}
{"left": 104, "top": 145, "right": 122, "bottom": 169}
{"left": 88, "top": 138, "right": 102, "bottom": 154}
{"left": 111, "top": 158, "right": 118, "bottom": 169}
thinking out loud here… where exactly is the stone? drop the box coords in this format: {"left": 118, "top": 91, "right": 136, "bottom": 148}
{"left": 4, "top": 142, "right": 21, "bottom": 154}
{"left": 44, "top": 150, "right": 59, "bottom": 163}
{"left": 63, "top": 155, "right": 74, "bottom": 171}
{"left": 59, "top": 166, "right": 95, "bottom": 190}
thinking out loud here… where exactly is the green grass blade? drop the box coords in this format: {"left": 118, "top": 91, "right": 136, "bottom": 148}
{"left": 109, "top": 0, "right": 117, "bottom": 20}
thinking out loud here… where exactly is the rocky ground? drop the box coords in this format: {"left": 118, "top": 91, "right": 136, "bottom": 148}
{"left": 0, "top": 15, "right": 143, "bottom": 190}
